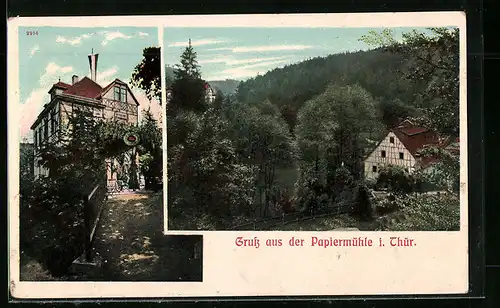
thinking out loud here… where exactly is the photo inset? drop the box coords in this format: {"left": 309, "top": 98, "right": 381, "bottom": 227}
{"left": 163, "top": 27, "right": 461, "bottom": 232}
{"left": 17, "top": 26, "right": 202, "bottom": 281}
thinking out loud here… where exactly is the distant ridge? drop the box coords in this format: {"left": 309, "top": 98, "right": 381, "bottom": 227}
{"left": 165, "top": 65, "right": 240, "bottom": 95}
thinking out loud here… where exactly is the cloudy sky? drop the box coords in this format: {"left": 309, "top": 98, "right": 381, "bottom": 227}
{"left": 163, "top": 27, "right": 430, "bottom": 81}
{"left": 18, "top": 26, "right": 160, "bottom": 141}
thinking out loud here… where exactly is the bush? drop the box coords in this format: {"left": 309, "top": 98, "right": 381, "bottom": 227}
{"left": 353, "top": 183, "right": 373, "bottom": 220}
{"left": 379, "top": 193, "right": 460, "bottom": 231}
{"left": 376, "top": 165, "right": 420, "bottom": 194}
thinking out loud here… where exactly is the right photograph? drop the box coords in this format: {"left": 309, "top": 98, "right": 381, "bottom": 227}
{"left": 163, "top": 26, "right": 461, "bottom": 232}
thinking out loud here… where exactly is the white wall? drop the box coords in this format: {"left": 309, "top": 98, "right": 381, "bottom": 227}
{"left": 363, "top": 131, "right": 416, "bottom": 180}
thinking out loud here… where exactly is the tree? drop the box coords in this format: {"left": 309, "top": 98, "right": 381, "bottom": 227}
{"left": 131, "top": 47, "right": 161, "bottom": 102}
{"left": 138, "top": 109, "right": 162, "bottom": 191}
{"left": 296, "top": 84, "right": 383, "bottom": 183}
{"left": 360, "top": 27, "right": 460, "bottom": 137}
{"left": 170, "top": 39, "right": 207, "bottom": 111}
{"left": 223, "top": 101, "right": 296, "bottom": 217}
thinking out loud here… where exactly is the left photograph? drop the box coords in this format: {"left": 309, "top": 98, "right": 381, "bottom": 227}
{"left": 16, "top": 26, "right": 203, "bottom": 281}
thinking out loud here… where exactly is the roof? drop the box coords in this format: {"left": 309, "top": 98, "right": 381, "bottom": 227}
{"left": 51, "top": 81, "right": 71, "bottom": 89}
{"left": 63, "top": 77, "right": 103, "bottom": 99}
{"left": 391, "top": 127, "right": 441, "bottom": 157}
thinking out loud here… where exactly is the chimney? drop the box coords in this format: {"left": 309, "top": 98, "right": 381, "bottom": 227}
{"left": 88, "top": 49, "right": 99, "bottom": 82}
{"left": 72, "top": 75, "right": 79, "bottom": 84}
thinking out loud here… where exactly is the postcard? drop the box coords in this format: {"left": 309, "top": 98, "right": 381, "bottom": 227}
{"left": 8, "top": 12, "right": 468, "bottom": 299}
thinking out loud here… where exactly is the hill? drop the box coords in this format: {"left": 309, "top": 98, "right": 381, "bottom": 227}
{"left": 207, "top": 79, "right": 240, "bottom": 96}
{"left": 165, "top": 66, "right": 240, "bottom": 96}
{"left": 235, "top": 48, "right": 426, "bottom": 110}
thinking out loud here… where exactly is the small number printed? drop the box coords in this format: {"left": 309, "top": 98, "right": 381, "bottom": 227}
{"left": 26, "top": 31, "right": 39, "bottom": 36}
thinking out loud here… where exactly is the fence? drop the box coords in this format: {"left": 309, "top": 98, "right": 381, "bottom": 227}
{"left": 83, "top": 182, "right": 108, "bottom": 262}
{"left": 228, "top": 198, "right": 371, "bottom": 231}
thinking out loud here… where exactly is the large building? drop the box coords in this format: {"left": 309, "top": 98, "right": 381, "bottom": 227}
{"left": 363, "top": 120, "right": 451, "bottom": 180}
{"left": 31, "top": 52, "right": 140, "bottom": 189}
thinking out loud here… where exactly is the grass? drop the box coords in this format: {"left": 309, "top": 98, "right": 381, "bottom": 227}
{"left": 76, "top": 191, "right": 203, "bottom": 281}
{"left": 270, "top": 213, "right": 380, "bottom": 231}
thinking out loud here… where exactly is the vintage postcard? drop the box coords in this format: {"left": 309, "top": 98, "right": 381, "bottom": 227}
{"left": 9, "top": 12, "right": 468, "bottom": 299}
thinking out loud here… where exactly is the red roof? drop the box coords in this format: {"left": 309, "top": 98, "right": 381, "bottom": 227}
{"left": 398, "top": 127, "right": 429, "bottom": 136}
{"left": 52, "top": 81, "right": 71, "bottom": 89}
{"left": 63, "top": 77, "right": 103, "bottom": 99}
{"left": 391, "top": 126, "right": 441, "bottom": 156}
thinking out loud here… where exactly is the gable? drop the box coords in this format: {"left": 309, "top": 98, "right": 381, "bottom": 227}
{"left": 100, "top": 79, "right": 140, "bottom": 106}
{"left": 364, "top": 131, "right": 415, "bottom": 161}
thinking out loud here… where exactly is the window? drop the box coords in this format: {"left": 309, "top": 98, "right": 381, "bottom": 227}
{"left": 372, "top": 166, "right": 377, "bottom": 172}
{"left": 399, "top": 152, "right": 404, "bottom": 159}
{"left": 114, "top": 85, "right": 127, "bottom": 103}
{"left": 34, "top": 130, "right": 38, "bottom": 148}
{"left": 381, "top": 150, "right": 386, "bottom": 158}
{"left": 389, "top": 137, "right": 394, "bottom": 143}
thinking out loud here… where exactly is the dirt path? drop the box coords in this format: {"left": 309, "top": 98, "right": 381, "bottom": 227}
{"left": 87, "top": 191, "right": 202, "bottom": 281}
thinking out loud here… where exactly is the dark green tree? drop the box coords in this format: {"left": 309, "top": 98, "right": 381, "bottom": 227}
{"left": 360, "top": 27, "right": 460, "bottom": 137}
{"left": 131, "top": 47, "right": 161, "bottom": 102}
{"left": 170, "top": 39, "right": 207, "bottom": 111}
{"left": 138, "top": 109, "right": 162, "bottom": 191}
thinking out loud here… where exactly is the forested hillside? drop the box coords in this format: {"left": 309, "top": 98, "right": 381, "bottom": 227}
{"left": 208, "top": 79, "right": 240, "bottom": 95}
{"left": 166, "top": 66, "right": 240, "bottom": 96}
{"left": 235, "top": 48, "right": 427, "bottom": 130}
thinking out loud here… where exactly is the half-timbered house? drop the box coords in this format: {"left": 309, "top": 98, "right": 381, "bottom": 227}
{"left": 363, "top": 120, "right": 443, "bottom": 180}
{"left": 31, "top": 52, "right": 140, "bottom": 189}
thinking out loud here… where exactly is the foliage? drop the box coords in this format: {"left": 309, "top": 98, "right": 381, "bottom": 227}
{"left": 360, "top": 27, "right": 460, "bottom": 137}
{"left": 223, "top": 101, "right": 296, "bottom": 217}
{"left": 294, "top": 83, "right": 383, "bottom": 211}
{"left": 165, "top": 41, "right": 260, "bottom": 228}
{"left": 376, "top": 165, "right": 415, "bottom": 194}
{"left": 379, "top": 193, "right": 460, "bottom": 231}
{"left": 168, "top": 107, "right": 257, "bottom": 227}
{"left": 20, "top": 110, "right": 137, "bottom": 276}
{"left": 131, "top": 47, "right": 162, "bottom": 102}
{"left": 418, "top": 146, "right": 460, "bottom": 193}
{"left": 137, "top": 109, "right": 163, "bottom": 191}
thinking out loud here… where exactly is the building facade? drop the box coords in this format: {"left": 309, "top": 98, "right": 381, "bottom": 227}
{"left": 31, "top": 52, "right": 140, "bottom": 189}
{"left": 363, "top": 120, "right": 443, "bottom": 180}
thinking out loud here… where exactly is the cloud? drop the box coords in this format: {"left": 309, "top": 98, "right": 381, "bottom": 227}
{"left": 96, "top": 66, "right": 118, "bottom": 85}
{"left": 29, "top": 45, "right": 40, "bottom": 57}
{"left": 19, "top": 89, "right": 47, "bottom": 139}
{"left": 138, "top": 32, "right": 149, "bottom": 37}
{"left": 40, "top": 62, "right": 73, "bottom": 88}
{"left": 168, "top": 38, "right": 227, "bottom": 48}
{"left": 55, "top": 33, "right": 94, "bottom": 46}
{"left": 100, "top": 31, "right": 133, "bottom": 46}
{"left": 208, "top": 59, "right": 290, "bottom": 81}
{"left": 198, "top": 56, "right": 287, "bottom": 66}
{"left": 20, "top": 62, "right": 74, "bottom": 139}
{"left": 207, "top": 44, "right": 313, "bottom": 53}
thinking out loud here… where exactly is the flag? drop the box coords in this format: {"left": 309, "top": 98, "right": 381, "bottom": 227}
{"left": 88, "top": 52, "right": 99, "bottom": 81}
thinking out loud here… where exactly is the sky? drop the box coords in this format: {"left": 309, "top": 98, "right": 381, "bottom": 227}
{"left": 163, "top": 27, "right": 432, "bottom": 81}
{"left": 18, "top": 26, "right": 160, "bottom": 142}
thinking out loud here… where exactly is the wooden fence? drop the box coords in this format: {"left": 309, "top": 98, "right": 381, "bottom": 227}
{"left": 83, "top": 182, "right": 108, "bottom": 262}
{"left": 228, "top": 199, "right": 370, "bottom": 231}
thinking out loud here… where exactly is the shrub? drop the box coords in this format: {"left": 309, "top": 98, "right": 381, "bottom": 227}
{"left": 380, "top": 193, "right": 460, "bottom": 231}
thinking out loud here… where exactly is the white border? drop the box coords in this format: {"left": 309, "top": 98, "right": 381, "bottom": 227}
{"left": 8, "top": 12, "right": 468, "bottom": 299}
